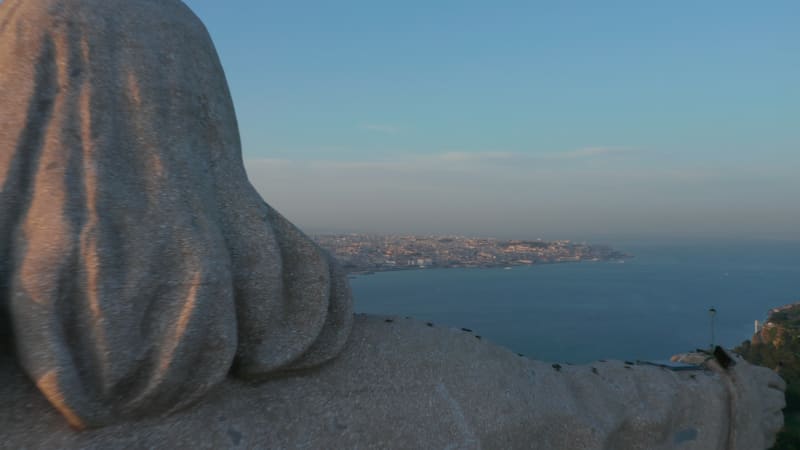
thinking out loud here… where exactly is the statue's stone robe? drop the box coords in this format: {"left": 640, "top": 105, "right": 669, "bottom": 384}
{"left": 0, "top": 315, "right": 786, "bottom": 449}
{"left": 0, "top": 0, "right": 352, "bottom": 429}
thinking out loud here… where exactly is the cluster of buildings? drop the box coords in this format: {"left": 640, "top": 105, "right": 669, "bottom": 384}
{"left": 313, "top": 234, "right": 630, "bottom": 274}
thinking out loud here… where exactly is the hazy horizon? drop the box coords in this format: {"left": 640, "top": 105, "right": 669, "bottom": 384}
{"left": 193, "top": 2, "right": 796, "bottom": 240}
{"left": 244, "top": 156, "right": 799, "bottom": 243}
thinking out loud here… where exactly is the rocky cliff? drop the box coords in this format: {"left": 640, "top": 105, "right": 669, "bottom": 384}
{"left": 737, "top": 303, "right": 800, "bottom": 449}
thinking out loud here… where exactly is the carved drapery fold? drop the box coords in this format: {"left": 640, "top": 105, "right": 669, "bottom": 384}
{"left": 0, "top": 0, "right": 352, "bottom": 429}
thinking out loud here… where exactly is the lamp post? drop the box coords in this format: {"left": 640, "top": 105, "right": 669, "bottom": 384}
{"left": 709, "top": 307, "right": 717, "bottom": 351}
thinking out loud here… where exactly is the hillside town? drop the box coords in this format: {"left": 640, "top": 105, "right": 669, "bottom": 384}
{"left": 313, "top": 234, "right": 631, "bottom": 274}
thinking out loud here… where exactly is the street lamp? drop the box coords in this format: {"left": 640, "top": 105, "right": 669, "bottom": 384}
{"left": 709, "top": 307, "right": 717, "bottom": 351}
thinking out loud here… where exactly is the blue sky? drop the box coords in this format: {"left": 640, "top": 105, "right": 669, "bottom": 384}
{"left": 187, "top": 1, "right": 798, "bottom": 240}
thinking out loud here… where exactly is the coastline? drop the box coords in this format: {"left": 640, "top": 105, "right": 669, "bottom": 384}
{"left": 316, "top": 233, "right": 632, "bottom": 277}
{"left": 346, "top": 255, "right": 631, "bottom": 277}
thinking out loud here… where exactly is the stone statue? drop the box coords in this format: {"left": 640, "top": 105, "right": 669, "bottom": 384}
{"left": 0, "top": 0, "right": 352, "bottom": 430}
{"left": 0, "top": 0, "right": 786, "bottom": 448}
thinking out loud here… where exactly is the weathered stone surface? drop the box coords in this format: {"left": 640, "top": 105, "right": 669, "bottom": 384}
{"left": 0, "top": 315, "right": 786, "bottom": 449}
{"left": 0, "top": 0, "right": 352, "bottom": 429}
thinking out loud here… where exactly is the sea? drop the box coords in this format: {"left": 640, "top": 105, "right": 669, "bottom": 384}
{"left": 351, "top": 238, "right": 800, "bottom": 364}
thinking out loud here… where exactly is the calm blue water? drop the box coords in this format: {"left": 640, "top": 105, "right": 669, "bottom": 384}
{"left": 352, "top": 239, "right": 800, "bottom": 363}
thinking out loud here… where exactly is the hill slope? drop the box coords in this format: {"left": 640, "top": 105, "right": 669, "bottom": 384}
{"left": 737, "top": 303, "right": 800, "bottom": 449}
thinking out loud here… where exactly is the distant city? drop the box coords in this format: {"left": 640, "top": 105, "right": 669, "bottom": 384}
{"left": 313, "top": 234, "right": 632, "bottom": 274}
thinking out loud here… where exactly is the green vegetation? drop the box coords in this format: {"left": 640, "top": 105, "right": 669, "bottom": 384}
{"left": 736, "top": 304, "right": 800, "bottom": 450}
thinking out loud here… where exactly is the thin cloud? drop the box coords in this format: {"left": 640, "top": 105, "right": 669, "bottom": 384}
{"left": 428, "top": 147, "right": 635, "bottom": 165}
{"left": 244, "top": 158, "right": 296, "bottom": 168}
{"left": 359, "top": 123, "right": 401, "bottom": 134}
{"left": 541, "top": 147, "right": 635, "bottom": 160}
{"left": 245, "top": 146, "right": 636, "bottom": 174}
{"left": 429, "top": 147, "right": 635, "bottom": 164}
{"left": 435, "top": 151, "right": 520, "bottom": 162}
